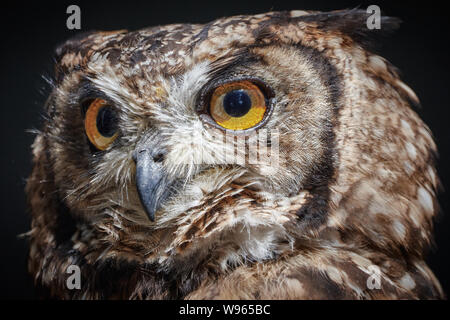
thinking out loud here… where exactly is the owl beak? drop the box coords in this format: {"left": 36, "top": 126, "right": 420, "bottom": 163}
{"left": 134, "top": 146, "right": 167, "bottom": 222}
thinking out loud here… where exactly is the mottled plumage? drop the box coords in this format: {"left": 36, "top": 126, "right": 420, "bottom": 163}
{"left": 26, "top": 9, "right": 444, "bottom": 299}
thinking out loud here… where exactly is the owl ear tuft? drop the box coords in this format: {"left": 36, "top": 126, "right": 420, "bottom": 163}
{"left": 53, "top": 30, "right": 127, "bottom": 82}
{"left": 53, "top": 31, "right": 100, "bottom": 82}
{"left": 54, "top": 31, "right": 99, "bottom": 62}
{"left": 297, "top": 8, "right": 401, "bottom": 49}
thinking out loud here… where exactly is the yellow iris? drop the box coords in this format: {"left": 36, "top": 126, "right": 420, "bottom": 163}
{"left": 209, "top": 81, "right": 267, "bottom": 130}
{"left": 84, "top": 98, "right": 118, "bottom": 150}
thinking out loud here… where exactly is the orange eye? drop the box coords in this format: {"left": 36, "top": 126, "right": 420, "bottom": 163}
{"left": 209, "top": 80, "right": 267, "bottom": 130}
{"left": 84, "top": 98, "right": 118, "bottom": 150}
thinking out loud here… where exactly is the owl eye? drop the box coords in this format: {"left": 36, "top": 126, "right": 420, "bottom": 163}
{"left": 84, "top": 98, "right": 118, "bottom": 150}
{"left": 209, "top": 80, "right": 267, "bottom": 130}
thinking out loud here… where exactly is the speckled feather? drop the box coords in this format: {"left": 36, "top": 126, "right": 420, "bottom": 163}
{"left": 26, "top": 9, "right": 444, "bottom": 299}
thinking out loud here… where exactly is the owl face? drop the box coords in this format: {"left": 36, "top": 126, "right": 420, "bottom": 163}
{"left": 45, "top": 12, "right": 343, "bottom": 264}
{"left": 28, "top": 10, "right": 443, "bottom": 299}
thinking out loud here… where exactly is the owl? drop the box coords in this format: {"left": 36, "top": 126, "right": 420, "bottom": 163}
{"left": 26, "top": 9, "right": 444, "bottom": 299}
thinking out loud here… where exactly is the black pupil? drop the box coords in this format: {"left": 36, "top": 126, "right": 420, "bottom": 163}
{"left": 96, "top": 106, "right": 118, "bottom": 137}
{"left": 223, "top": 90, "right": 252, "bottom": 117}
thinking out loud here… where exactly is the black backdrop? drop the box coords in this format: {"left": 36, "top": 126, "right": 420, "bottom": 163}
{"left": 1, "top": 0, "right": 449, "bottom": 299}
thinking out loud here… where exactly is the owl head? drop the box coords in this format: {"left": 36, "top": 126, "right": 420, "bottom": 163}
{"left": 27, "top": 9, "right": 443, "bottom": 299}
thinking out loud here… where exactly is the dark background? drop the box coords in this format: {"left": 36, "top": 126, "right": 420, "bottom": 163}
{"left": 1, "top": 0, "right": 449, "bottom": 299}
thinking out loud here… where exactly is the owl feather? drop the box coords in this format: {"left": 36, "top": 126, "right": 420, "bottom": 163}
{"left": 26, "top": 9, "right": 444, "bottom": 299}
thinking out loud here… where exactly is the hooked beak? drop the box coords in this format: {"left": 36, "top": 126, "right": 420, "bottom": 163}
{"left": 134, "top": 136, "right": 167, "bottom": 222}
